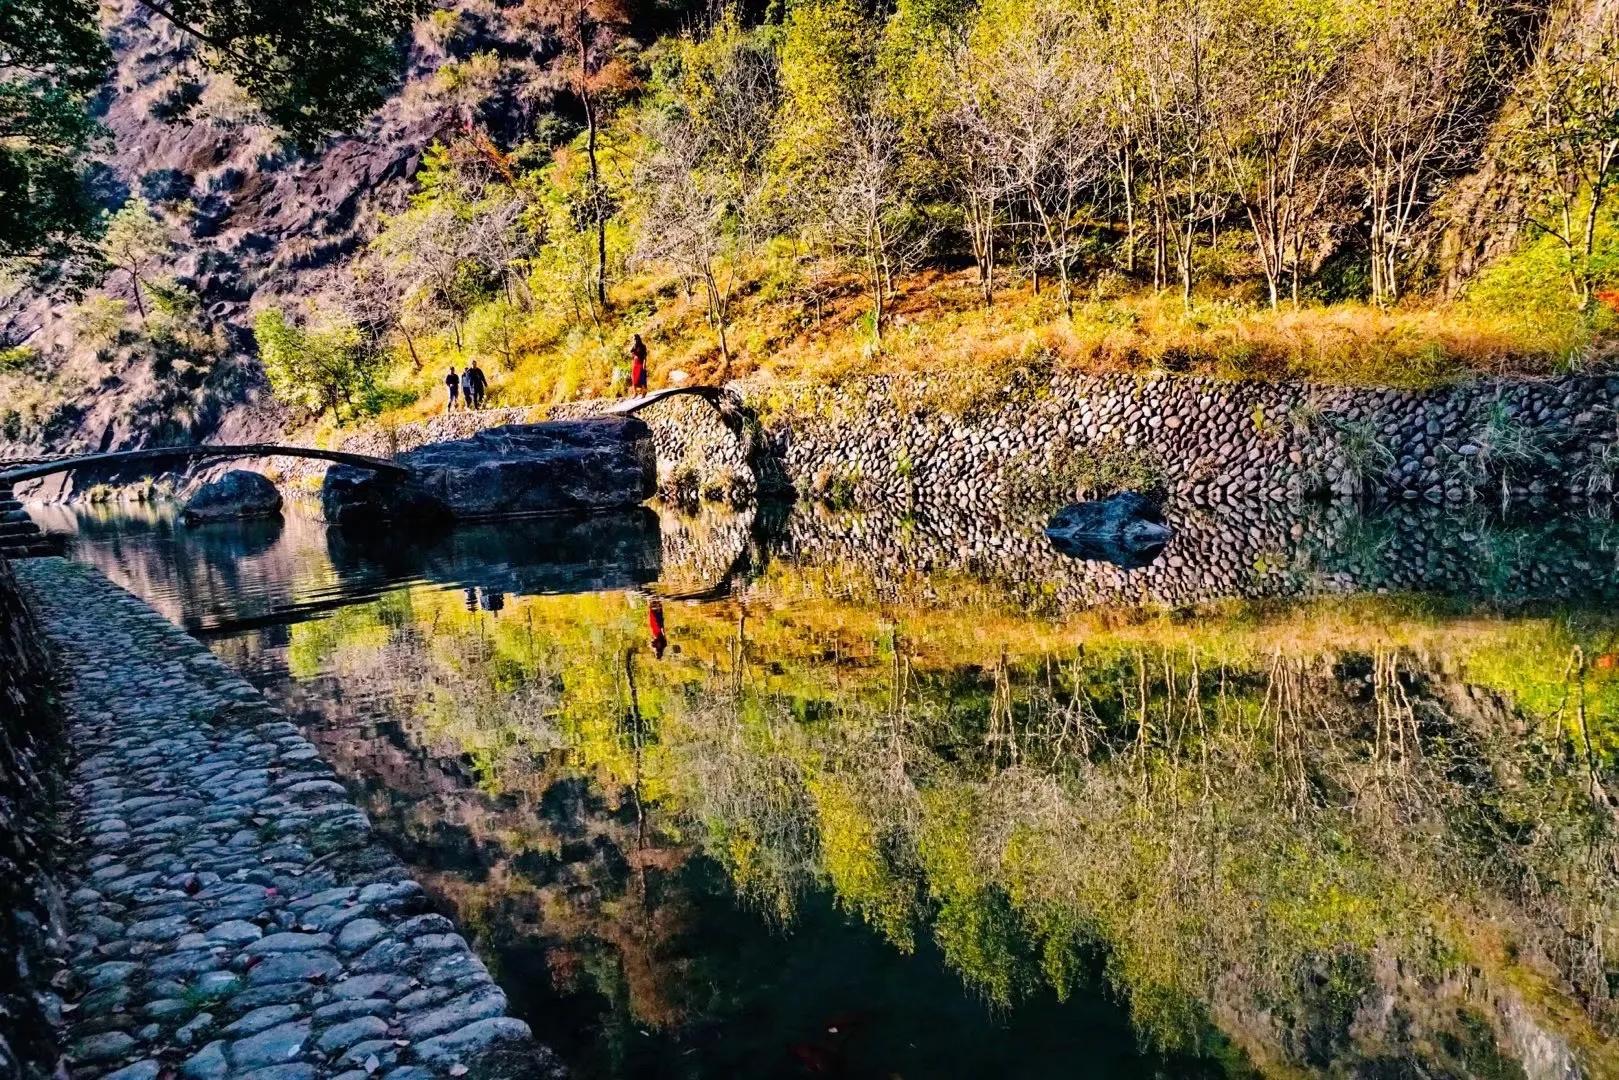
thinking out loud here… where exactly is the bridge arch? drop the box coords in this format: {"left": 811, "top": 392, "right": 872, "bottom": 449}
{"left": 0, "top": 444, "right": 408, "bottom": 488}
{"left": 603, "top": 386, "right": 745, "bottom": 428}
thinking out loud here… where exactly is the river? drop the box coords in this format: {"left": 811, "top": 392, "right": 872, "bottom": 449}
{"left": 28, "top": 496, "right": 1619, "bottom": 1079}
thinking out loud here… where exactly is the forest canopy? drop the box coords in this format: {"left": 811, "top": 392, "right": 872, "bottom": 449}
{"left": 261, "top": 0, "right": 1617, "bottom": 425}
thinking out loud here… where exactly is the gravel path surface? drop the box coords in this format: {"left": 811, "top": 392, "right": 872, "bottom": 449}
{"left": 13, "top": 558, "right": 560, "bottom": 1080}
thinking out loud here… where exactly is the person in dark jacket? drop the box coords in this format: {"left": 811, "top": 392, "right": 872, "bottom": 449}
{"left": 464, "top": 362, "right": 488, "bottom": 409}
{"left": 444, "top": 367, "right": 461, "bottom": 413}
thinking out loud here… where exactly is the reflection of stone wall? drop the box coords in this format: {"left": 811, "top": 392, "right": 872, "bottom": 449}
{"left": 0, "top": 558, "right": 64, "bottom": 1078}
{"left": 765, "top": 500, "right": 1619, "bottom": 611}
{"left": 749, "top": 373, "right": 1619, "bottom": 509}
{"left": 653, "top": 506, "right": 757, "bottom": 599}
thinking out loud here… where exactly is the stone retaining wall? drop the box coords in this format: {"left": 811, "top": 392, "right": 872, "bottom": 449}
{"left": 742, "top": 371, "right": 1619, "bottom": 511}
{"left": 13, "top": 559, "right": 559, "bottom": 1080}
{"left": 52, "top": 371, "right": 1619, "bottom": 520}
{"left": 0, "top": 556, "right": 68, "bottom": 1079}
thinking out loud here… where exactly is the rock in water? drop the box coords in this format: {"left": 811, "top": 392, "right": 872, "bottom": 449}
{"left": 321, "top": 418, "right": 657, "bottom": 524}
{"left": 1045, "top": 492, "right": 1173, "bottom": 568}
{"left": 182, "top": 470, "right": 283, "bottom": 523}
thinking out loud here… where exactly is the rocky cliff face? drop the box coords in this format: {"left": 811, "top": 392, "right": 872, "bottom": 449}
{"left": 0, "top": 0, "right": 544, "bottom": 466}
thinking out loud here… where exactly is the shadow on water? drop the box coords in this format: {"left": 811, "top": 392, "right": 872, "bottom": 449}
{"left": 325, "top": 508, "right": 664, "bottom": 599}
{"left": 29, "top": 493, "right": 1619, "bottom": 1078}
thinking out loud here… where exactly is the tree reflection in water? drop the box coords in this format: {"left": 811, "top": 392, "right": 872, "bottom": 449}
{"left": 42, "top": 498, "right": 1619, "bottom": 1077}
{"left": 244, "top": 580, "right": 1619, "bottom": 1079}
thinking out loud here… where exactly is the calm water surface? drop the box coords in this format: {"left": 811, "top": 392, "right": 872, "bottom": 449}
{"left": 30, "top": 498, "right": 1619, "bottom": 1079}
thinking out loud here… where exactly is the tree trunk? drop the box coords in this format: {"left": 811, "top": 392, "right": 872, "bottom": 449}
{"left": 400, "top": 324, "right": 422, "bottom": 371}
{"left": 703, "top": 264, "right": 731, "bottom": 373}
{"left": 582, "top": 67, "right": 607, "bottom": 311}
{"left": 129, "top": 270, "right": 146, "bottom": 322}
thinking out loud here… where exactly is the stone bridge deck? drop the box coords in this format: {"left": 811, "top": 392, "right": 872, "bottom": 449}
{"left": 13, "top": 559, "right": 559, "bottom": 1080}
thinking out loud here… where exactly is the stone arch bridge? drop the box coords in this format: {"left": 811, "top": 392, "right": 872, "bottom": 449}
{"left": 0, "top": 445, "right": 408, "bottom": 558}
{"left": 0, "top": 444, "right": 409, "bottom": 489}
{"left": 0, "top": 388, "right": 751, "bottom": 556}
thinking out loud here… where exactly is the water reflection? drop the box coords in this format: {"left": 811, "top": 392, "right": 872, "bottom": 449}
{"left": 327, "top": 509, "right": 665, "bottom": 598}
{"left": 31, "top": 496, "right": 1619, "bottom": 1078}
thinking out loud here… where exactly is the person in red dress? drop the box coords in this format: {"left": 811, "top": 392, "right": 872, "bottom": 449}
{"left": 648, "top": 599, "right": 667, "bottom": 660}
{"left": 629, "top": 333, "right": 649, "bottom": 394}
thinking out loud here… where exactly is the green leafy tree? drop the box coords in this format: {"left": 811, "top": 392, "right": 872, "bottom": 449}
{"left": 1118, "top": 0, "right": 1227, "bottom": 308}
{"left": 517, "top": 0, "right": 638, "bottom": 309}
{"left": 254, "top": 307, "right": 384, "bottom": 422}
{"left": 1343, "top": 0, "right": 1490, "bottom": 305}
{"left": 0, "top": 0, "right": 109, "bottom": 263}
{"left": 775, "top": 0, "right": 927, "bottom": 345}
{"left": 97, "top": 198, "right": 172, "bottom": 322}
{"left": 959, "top": 0, "right": 1114, "bottom": 315}
{"left": 370, "top": 138, "right": 536, "bottom": 349}
{"left": 132, "top": 0, "right": 426, "bottom": 147}
{"left": 634, "top": 18, "right": 779, "bottom": 371}
{"left": 2, "top": 0, "right": 420, "bottom": 269}
{"left": 1209, "top": 0, "right": 1357, "bottom": 308}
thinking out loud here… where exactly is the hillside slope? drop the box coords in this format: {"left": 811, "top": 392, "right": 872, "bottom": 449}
{"left": 1, "top": 0, "right": 1614, "bottom": 467}
{"left": 0, "top": 0, "right": 545, "bottom": 458}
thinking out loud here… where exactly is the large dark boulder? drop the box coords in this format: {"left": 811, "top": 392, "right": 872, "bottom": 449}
{"left": 1045, "top": 492, "right": 1173, "bottom": 568}
{"left": 321, "top": 418, "right": 657, "bottom": 525}
{"left": 183, "top": 469, "right": 283, "bottom": 523}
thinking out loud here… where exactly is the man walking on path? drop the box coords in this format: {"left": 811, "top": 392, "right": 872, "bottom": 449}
{"left": 444, "top": 366, "right": 461, "bottom": 413}
{"left": 464, "top": 361, "right": 488, "bottom": 409}
{"left": 629, "top": 334, "right": 649, "bottom": 394}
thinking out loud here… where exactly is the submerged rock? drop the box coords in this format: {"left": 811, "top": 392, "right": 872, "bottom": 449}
{"left": 1045, "top": 492, "right": 1173, "bottom": 568}
{"left": 182, "top": 470, "right": 282, "bottom": 523}
{"left": 320, "top": 418, "right": 657, "bottom": 524}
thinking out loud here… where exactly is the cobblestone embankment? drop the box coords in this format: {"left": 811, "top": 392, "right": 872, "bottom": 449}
{"left": 11, "top": 558, "right": 560, "bottom": 1080}
{"left": 0, "top": 554, "right": 68, "bottom": 1079}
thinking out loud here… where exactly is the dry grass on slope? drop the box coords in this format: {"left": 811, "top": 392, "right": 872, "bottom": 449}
{"left": 348, "top": 261, "right": 1613, "bottom": 440}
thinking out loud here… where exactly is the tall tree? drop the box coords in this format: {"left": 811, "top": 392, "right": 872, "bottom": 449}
{"left": 775, "top": 0, "right": 923, "bottom": 345}
{"left": 518, "top": 0, "right": 637, "bottom": 310}
{"left": 0, "top": 0, "right": 109, "bottom": 263}
{"left": 635, "top": 19, "right": 778, "bottom": 372}
{"left": 882, "top": 0, "right": 1004, "bottom": 305}
{"left": 1122, "top": 0, "right": 1225, "bottom": 308}
{"left": 1210, "top": 0, "right": 1355, "bottom": 308}
{"left": 965, "top": 0, "right": 1112, "bottom": 315}
{"left": 1344, "top": 0, "right": 1489, "bottom": 305}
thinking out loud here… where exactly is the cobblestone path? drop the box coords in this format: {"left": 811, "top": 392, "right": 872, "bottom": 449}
{"left": 14, "top": 559, "right": 560, "bottom": 1080}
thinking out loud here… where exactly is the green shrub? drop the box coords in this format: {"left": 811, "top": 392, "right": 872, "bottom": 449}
{"left": 0, "top": 346, "right": 38, "bottom": 374}
{"left": 254, "top": 307, "right": 386, "bottom": 424}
